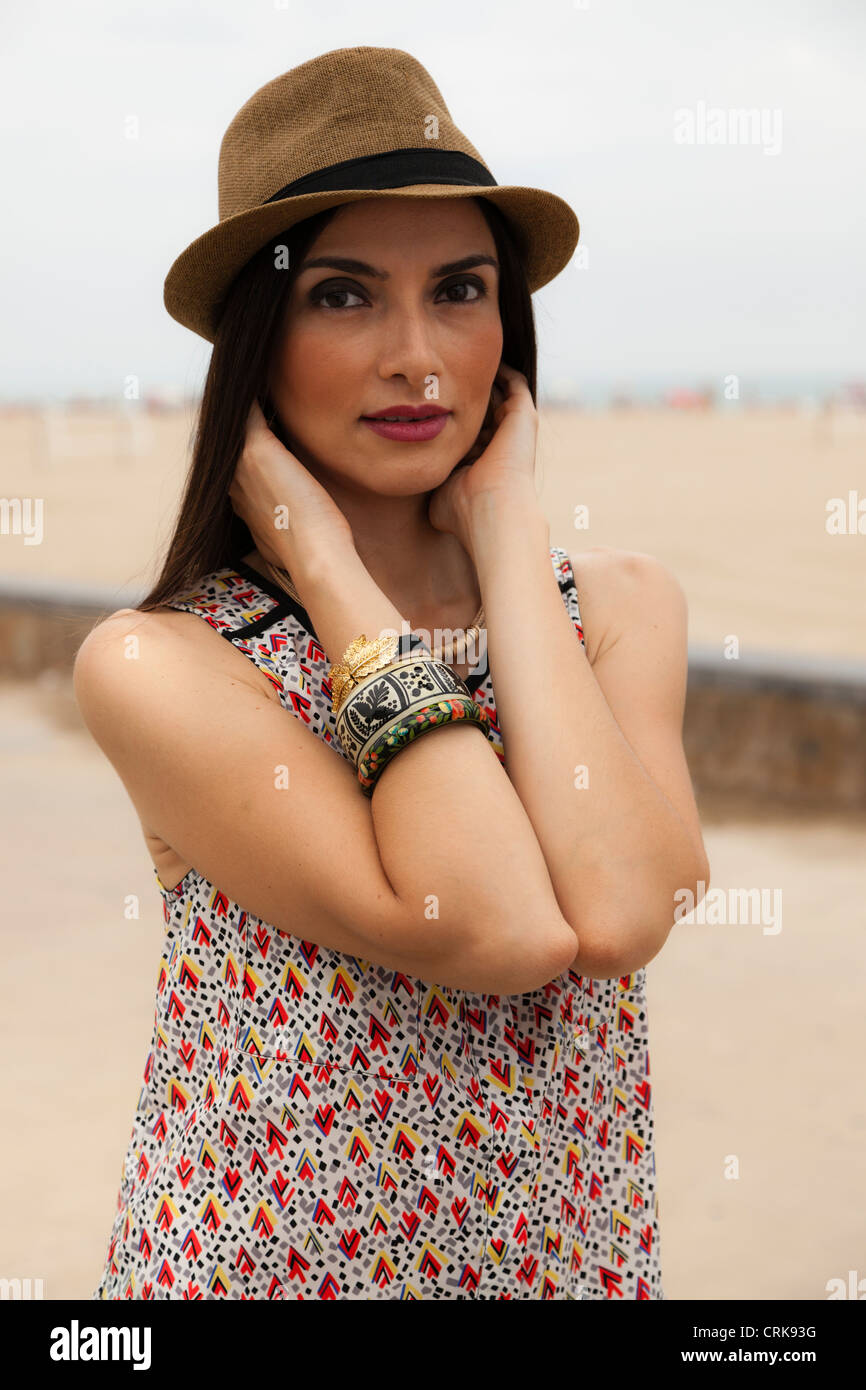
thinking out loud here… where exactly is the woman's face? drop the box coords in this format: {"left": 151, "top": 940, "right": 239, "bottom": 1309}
{"left": 268, "top": 197, "right": 504, "bottom": 496}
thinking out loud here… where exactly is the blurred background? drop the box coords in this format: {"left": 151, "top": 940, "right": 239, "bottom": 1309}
{"left": 1, "top": 0, "right": 864, "bottom": 1301}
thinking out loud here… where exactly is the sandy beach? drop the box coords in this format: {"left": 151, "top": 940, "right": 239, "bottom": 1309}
{"left": 1, "top": 401, "right": 865, "bottom": 658}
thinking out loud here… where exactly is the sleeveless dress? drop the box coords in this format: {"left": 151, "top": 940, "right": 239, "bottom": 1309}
{"left": 93, "top": 546, "right": 664, "bottom": 1300}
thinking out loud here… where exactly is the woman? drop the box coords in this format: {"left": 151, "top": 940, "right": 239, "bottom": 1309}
{"left": 75, "top": 47, "right": 709, "bottom": 1300}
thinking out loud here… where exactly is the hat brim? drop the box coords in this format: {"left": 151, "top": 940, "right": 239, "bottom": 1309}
{"left": 163, "top": 184, "right": 579, "bottom": 343}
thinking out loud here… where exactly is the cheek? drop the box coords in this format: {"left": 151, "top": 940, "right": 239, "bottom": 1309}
{"left": 277, "top": 331, "right": 357, "bottom": 415}
{"left": 455, "top": 321, "right": 503, "bottom": 423}
{"left": 459, "top": 318, "right": 503, "bottom": 387}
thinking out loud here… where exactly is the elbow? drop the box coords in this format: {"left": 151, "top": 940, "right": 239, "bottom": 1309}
{"left": 568, "top": 917, "right": 671, "bottom": 980}
{"left": 458, "top": 910, "right": 581, "bottom": 996}
{"left": 566, "top": 928, "right": 660, "bottom": 980}
{"left": 566, "top": 852, "right": 711, "bottom": 979}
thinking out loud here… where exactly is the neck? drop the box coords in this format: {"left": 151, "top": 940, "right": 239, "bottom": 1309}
{"left": 294, "top": 466, "right": 480, "bottom": 614}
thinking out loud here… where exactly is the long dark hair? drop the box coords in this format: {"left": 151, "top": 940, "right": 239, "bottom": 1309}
{"left": 137, "top": 196, "right": 538, "bottom": 612}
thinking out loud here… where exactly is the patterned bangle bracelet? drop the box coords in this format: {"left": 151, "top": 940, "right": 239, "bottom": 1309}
{"left": 329, "top": 630, "right": 431, "bottom": 716}
{"left": 334, "top": 652, "right": 490, "bottom": 793}
{"left": 356, "top": 694, "right": 491, "bottom": 796}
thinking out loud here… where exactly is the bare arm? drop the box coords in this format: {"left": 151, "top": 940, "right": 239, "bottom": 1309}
{"left": 466, "top": 492, "right": 711, "bottom": 979}
{"left": 73, "top": 538, "right": 577, "bottom": 996}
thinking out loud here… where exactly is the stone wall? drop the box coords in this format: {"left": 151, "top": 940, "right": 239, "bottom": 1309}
{"left": 2, "top": 582, "right": 863, "bottom": 813}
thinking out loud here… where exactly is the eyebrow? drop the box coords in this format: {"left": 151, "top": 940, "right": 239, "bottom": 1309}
{"left": 296, "top": 253, "right": 499, "bottom": 280}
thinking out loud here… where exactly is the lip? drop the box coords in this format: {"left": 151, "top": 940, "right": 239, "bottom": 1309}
{"left": 362, "top": 404, "right": 450, "bottom": 419}
{"left": 361, "top": 414, "right": 450, "bottom": 442}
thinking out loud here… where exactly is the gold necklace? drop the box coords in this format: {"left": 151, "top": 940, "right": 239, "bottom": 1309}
{"left": 264, "top": 560, "right": 485, "bottom": 666}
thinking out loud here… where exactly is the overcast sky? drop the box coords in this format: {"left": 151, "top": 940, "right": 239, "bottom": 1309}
{"left": 1, "top": 0, "right": 863, "bottom": 401}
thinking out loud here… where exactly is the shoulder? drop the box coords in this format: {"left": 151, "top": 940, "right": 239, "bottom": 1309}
{"left": 75, "top": 604, "right": 223, "bottom": 664}
{"left": 567, "top": 546, "right": 687, "bottom": 664}
{"left": 73, "top": 603, "right": 280, "bottom": 726}
{"left": 571, "top": 544, "right": 686, "bottom": 606}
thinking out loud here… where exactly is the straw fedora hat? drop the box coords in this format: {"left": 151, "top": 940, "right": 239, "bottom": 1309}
{"left": 163, "top": 46, "right": 580, "bottom": 343}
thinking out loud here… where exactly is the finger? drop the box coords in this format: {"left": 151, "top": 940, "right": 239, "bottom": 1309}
{"left": 246, "top": 398, "right": 269, "bottom": 435}
{"left": 495, "top": 363, "right": 522, "bottom": 383}
{"left": 496, "top": 364, "right": 530, "bottom": 395}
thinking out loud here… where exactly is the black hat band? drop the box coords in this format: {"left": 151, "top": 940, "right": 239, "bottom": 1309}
{"left": 263, "top": 147, "right": 497, "bottom": 203}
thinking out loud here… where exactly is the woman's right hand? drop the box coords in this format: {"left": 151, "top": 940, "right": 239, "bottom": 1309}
{"left": 229, "top": 399, "right": 355, "bottom": 571}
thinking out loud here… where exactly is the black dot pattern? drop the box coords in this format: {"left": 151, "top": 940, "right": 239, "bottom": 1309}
{"left": 92, "top": 548, "right": 664, "bottom": 1300}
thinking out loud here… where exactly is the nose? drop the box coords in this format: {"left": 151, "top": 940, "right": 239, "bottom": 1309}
{"left": 375, "top": 303, "right": 445, "bottom": 392}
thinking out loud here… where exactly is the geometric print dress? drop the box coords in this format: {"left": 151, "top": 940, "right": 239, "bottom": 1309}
{"left": 93, "top": 545, "right": 664, "bottom": 1300}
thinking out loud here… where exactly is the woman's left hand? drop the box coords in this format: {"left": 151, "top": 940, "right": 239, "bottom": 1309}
{"left": 427, "top": 362, "right": 539, "bottom": 550}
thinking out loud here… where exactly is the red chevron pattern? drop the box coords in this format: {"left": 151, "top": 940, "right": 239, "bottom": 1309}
{"left": 92, "top": 549, "right": 663, "bottom": 1301}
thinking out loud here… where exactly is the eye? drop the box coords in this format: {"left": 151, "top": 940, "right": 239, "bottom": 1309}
{"left": 308, "top": 274, "right": 489, "bottom": 311}
{"left": 309, "top": 282, "right": 366, "bottom": 310}
{"left": 437, "top": 276, "right": 487, "bottom": 304}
